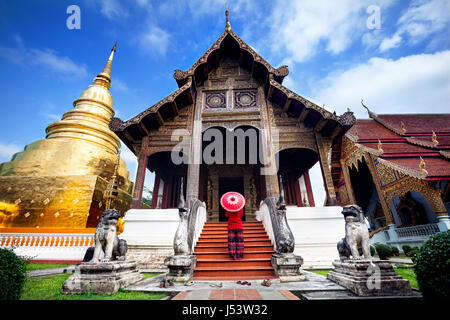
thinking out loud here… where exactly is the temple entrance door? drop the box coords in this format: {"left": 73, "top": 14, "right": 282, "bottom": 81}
{"left": 218, "top": 177, "right": 246, "bottom": 222}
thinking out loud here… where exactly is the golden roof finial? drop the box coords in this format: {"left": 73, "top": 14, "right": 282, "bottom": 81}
{"left": 378, "top": 139, "right": 384, "bottom": 153}
{"left": 400, "top": 121, "right": 407, "bottom": 135}
{"left": 225, "top": 2, "right": 231, "bottom": 32}
{"left": 361, "top": 99, "right": 377, "bottom": 119}
{"left": 419, "top": 157, "right": 428, "bottom": 175}
{"left": 432, "top": 131, "right": 439, "bottom": 147}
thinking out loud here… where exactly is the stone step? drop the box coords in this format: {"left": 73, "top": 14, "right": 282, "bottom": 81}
{"left": 194, "top": 251, "right": 275, "bottom": 259}
{"left": 198, "top": 232, "right": 269, "bottom": 241}
{"left": 193, "top": 266, "right": 275, "bottom": 279}
{"left": 196, "top": 258, "right": 272, "bottom": 268}
{"left": 196, "top": 238, "right": 271, "bottom": 244}
{"left": 194, "top": 244, "right": 275, "bottom": 252}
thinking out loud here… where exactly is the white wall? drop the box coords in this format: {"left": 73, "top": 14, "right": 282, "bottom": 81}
{"left": 120, "top": 209, "right": 179, "bottom": 246}
{"left": 286, "top": 206, "right": 345, "bottom": 268}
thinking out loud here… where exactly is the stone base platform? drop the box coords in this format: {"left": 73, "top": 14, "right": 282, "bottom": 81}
{"left": 164, "top": 254, "right": 197, "bottom": 281}
{"left": 327, "top": 259, "right": 413, "bottom": 297}
{"left": 61, "top": 261, "right": 143, "bottom": 294}
{"left": 271, "top": 253, "right": 305, "bottom": 282}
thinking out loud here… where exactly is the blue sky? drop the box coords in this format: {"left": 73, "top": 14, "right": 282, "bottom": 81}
{"left": 0, "top": 0, "right": 449, "bottom": 204}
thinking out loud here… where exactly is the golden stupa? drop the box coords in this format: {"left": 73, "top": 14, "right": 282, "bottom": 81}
{"left": 0, "top": 44, "right": 133, "bottom": 232}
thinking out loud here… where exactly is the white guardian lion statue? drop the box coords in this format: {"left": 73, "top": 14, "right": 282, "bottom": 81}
{"left": 90, "top": 209, "right": 128, "bottom": 262}
{"left": 337, "top": 205, "right": 372, "bottom": 260}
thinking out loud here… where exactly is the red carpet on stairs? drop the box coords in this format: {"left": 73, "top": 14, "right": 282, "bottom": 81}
{"left": 192, "top": 221, "right": 277, "bottom": 280}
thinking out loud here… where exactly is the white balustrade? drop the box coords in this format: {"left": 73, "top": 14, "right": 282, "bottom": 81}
{"left": 396, "top": 223, "right": 440, "bottom": 239}
{"left": 0, "top": 233, "right": 95, "bottom": 262}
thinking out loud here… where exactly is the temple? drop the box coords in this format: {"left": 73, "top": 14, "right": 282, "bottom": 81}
{"left": 109, "top": 22, "right": 355, "bottom": 222}
{"left": 107, "top": 12, "right": 356, "bottom": 273}
{"left": 331, "top": 102, "right": 450, "bottom": 248}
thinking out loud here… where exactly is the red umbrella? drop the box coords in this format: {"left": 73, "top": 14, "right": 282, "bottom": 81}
{"left": 220, "top": 191, "right": 246, "bottom": 212}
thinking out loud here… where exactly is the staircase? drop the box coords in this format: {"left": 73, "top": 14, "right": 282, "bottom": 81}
{"left": 192, "top": 221, "right": 277, "bottom": 280}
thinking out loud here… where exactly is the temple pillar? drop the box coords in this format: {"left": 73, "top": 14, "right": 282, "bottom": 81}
{"left": 340, "top": 159, "right": 356, "bottom": 204}
{"left": 131, "top": 135, "right": 150, "bottom": 209}
{"left": 186, "top": 93, "right": 203, "bottom": 208}
{"left": 259, "top": 86, "right": 279, "bottom": 198}
{"left": 151, "top": 175, "right": 160, "bottom": 209}
{"left": 315, "top": 133, "right": 338, "bottom": 206}
{"left": 303, "top": 170, "right": 315, "bottom": 207}
{"left": 364, "top": 156, "right": 395, "bottom": 225}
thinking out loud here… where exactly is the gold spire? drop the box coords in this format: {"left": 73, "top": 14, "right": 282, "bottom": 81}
{"left": 95, "top": 42, "right": 117, "bottom": 89}
{"left": 45, "top": 43, "right": 121, "bottom": 153}
{"left": 225, "top": 3, "right": 231, "bottom": 32}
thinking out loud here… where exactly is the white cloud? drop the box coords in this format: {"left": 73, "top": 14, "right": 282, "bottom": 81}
{"left": 0, "top": 40, "right": 88, "bottom": 78}
{"left": 379, "top": 0, "right": 450, "bottom": 52}
{"left": 0, "top": 142, "right": 22, "bottom": 162}
{"left": 29, "top": 48, "right": 88, "bottom": 77}
{"left": 97, "top": 0, "right": 129, "bottom": 19}
{"left": 136, "top": 24, "right": 171, "bottom": 56}
{"left": 112, "top": 78, "right": 130, "bottom": 93}
{"left": 379, "top": 32, "right": 402, "bottom": 52}
{"left": 266, "top": 0, "right": 394, "bottom": 64}
{"left": 310, "top": 50, "right": 450, "bottom": 118}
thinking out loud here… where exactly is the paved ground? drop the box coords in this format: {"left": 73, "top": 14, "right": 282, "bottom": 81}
{"left": 125, "top": 271, "right": 363, "bottom": 300}
{"left": 27, "top": 265, "right": 420, "bottom": 300}
{"left": 27, "top": 266, "right": 76, "bottom": 277}
{"left": 388, "top": 257, "right": 413, "bottom": 264}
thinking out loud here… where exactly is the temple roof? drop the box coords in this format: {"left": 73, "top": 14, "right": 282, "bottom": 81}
{"left": 110, "top": 26, "right": 356, "bottom": 154}
{"left": 344, "top": 110, "right": 450, "bottom": 180}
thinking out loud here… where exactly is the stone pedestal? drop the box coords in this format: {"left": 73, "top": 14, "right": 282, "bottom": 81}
{"left": 271, "top": 253, "right": 305, "bottom": 282}
{"left": 164, "top": 255, "right": 197, "bottom": 281}
{"left": 327, "top": 259, "right": 413, "bottom": 296}
{"left": 61, "top": 261, "right": 143, "bottom": 294}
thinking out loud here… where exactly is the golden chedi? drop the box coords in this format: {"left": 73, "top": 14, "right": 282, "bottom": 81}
{"left": 0, "top": 44, "right": 133, "bottom": 232}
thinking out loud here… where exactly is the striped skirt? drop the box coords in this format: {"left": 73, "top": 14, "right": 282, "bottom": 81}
{"left": 228, "top": 228, "right": 244, "bottom": 260}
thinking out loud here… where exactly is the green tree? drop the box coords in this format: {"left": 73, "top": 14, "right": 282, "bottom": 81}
{"left": 142, "top": 186, "right": 153, "bottom": 207}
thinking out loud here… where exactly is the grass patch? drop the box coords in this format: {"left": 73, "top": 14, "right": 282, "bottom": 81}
{"left": 21, "top": 273, "right": 166, "bottom": 300}
{"left": 309, "top": 267, "right": 418, "bottom": 290}
{"left": 26, "top": 263, "right": 72, "bottom": 271}
{"left": 142, "top": 273, "right": 161, "bottom": 280}
{"left": 309, "top": 269, "right": 331, "bottom": 277}
{"left": 394, "top": 267, "right": 418, "bottom": 289}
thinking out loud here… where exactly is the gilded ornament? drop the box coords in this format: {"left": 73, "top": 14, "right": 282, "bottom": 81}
{"left": 24, "top": 212, "right": 30, "bottom": 218}
{"left": 14, "top": 198, "right": 21, "bottom": 205}
{"left": 432, "top": 131, "right": 439, "bottom": 147}
{"left": 43, "top": 198, "right": 50, "bottom": 205}
{"left": 419, "top": 157, "right": 428, "bottom": 176}
{"left": 377, "top": 140, "right": 383, "bottom": 153}
{"left": 401, "top": 121, "right": 406, "bottom": 134}
{"left": 54, "top": 211, "right": 60, "bottom": 218}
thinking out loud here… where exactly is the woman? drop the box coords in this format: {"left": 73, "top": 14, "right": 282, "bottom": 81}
{"left": 220, "top": 192, "right": 245, "bottom": 260}
{"left": 226, "top": 208, "right": 244, "bottom": 260}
